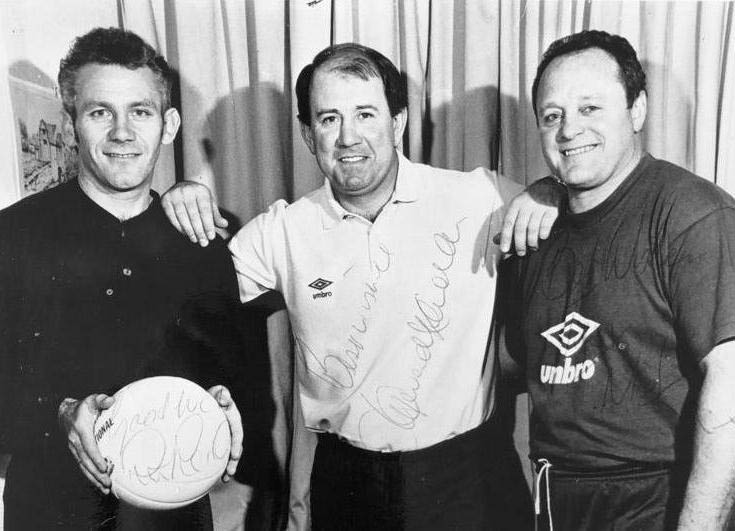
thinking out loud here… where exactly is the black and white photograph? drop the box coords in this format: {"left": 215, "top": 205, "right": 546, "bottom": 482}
{"left": 1, "top": 1, "right": 734, "bottom": 530}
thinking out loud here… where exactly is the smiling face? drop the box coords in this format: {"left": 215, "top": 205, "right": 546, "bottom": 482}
{"left": 300, "top": 68, "right": 406, "bottom": 215}
{"left": 70, "top": 63, "right": 179, "bottom": 200}
{"left": 535, "top": 48, "right": 646, "bottom": 212}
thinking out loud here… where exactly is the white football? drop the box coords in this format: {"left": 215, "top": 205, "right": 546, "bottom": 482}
{"left": 94, "top": 376, "right": 231, "bottom": 510}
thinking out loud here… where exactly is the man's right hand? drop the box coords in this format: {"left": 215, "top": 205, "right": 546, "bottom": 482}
{"left": 58, "top": 394, "right": 115, "bottom": 494}
{"left": 161, "top": 182, "right": 229, "bottom": 246}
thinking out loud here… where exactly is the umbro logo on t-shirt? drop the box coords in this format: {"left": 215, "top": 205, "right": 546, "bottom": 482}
{"left": 309, "top": 278, "right": 333, "bottom": 299}
{"left": 541, "top": 312, "right": 599, "bottom": 357}
{"left": 539, "top": 312, "right": 599, "bottom": 385}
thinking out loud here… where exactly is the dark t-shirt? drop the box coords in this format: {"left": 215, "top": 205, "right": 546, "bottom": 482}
{"left": 502, "top": 154, "right": 735, "bottom": 469}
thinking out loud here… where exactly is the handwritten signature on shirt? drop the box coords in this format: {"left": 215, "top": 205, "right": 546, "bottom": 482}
{"left": 361, "top": 218, "right": 466, "bottom": 430}
{"left": 299, "top": 243, "right": 393, "bottom": 389}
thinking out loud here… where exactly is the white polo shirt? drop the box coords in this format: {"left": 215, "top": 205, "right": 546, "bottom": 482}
{"left": 229, "top": 153, "right": 521, "bottom": 451}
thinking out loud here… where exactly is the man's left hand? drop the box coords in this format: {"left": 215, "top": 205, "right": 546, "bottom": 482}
{"left": 207, "top": 385, "right": 243, "bottom": 481}
{"left": 161, "top": 181, "right": 228, "bottom": 247}
{"left": 496, "top": 176, "right": 565, "bottom": 256}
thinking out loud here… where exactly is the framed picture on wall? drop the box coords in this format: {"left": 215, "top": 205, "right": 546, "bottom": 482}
{"left": 8, "top": 72, "right": 78, "bottom": 198}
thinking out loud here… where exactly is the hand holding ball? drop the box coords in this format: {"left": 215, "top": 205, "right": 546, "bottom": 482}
{"left": 94, "top": 376, "right": 231, "bottom": 510}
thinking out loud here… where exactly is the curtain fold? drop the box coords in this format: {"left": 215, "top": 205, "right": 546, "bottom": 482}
{"left": 718, "top": 4, "right": 735, "bottom": 196}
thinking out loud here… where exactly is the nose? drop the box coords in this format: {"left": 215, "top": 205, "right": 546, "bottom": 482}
{"left": 337, "top": 117, "right": 360, "bottom": 147}
{"left": 557, "top": 114, "right": 583, "bottom": 142}
{"left": 109, "top": 114, "right": 134, "bottom": 142}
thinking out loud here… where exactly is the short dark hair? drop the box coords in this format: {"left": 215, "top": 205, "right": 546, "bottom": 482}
{"left": 532, "top": 30, "right": 646, "bottom": 117}
{"left": 295, "top": 43, "right": 407, "bottom": 124}
{"left": 58, "top": 27, "right": 175, "bottom": 120}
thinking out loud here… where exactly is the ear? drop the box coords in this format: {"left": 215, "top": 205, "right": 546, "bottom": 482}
{"left": 630, "top": 90, "right": 647, "bottom": 133}
{"left": 300, "top": 121, "right": 316, "bottom": 154}
{"left": 161, "top": 108, "right": 181, "bottom": 145}
{"left": 391, "top": 107, "right": 408, "bottom": 146}
{"left": 62, "top": 110, "right": 77, "bottom": 147}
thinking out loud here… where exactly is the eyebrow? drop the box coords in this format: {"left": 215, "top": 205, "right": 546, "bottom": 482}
{"left": 130, "top": 99, "right": 159, "bottom": 108}
{"left": 315, "top": 108, "right": 340, "bottom": 117}
{"left": 78, "top": 98, "right": 160, "bottom": 111}
{"left": 314, "top": 103, "right": 379, "bottom": 116}
{"left": 538, "top": 94, "right": 601, "bottom": 110}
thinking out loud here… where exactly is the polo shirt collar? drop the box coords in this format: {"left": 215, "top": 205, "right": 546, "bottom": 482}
{"left": 391, "top": 151, "right": 421, "bottom": 204}
{"left": 319, "top": 150, "right": 420, "bottom": 229}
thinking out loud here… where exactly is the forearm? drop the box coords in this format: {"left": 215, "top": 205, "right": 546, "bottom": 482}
{"left": 678, "top": 343, "right": 735, "bottom": 530}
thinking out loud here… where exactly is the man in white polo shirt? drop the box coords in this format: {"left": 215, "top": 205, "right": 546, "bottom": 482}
{"left": 163, "top": 43, "right": 559, "bottom": 529}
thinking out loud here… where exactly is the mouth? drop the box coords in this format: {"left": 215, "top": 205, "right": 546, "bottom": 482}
{"left": 561, "top": 144, "right": 598, "bottom": 157}
{"left": 338, "top": 155, "right": 368, "bottom": 163}
{"left": 104, "top": 152, "right": 140, "bottom": 159}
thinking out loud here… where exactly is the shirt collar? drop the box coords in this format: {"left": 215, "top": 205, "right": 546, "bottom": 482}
{"left": 72, "top": 178, "right": 160, "bottom": 226}
{"left": 319, "top": 150, "right": 420, "bottom": 230}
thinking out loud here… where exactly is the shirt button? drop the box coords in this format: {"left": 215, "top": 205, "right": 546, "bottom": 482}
{"left": 106, "top": 288, "right": 114, "bottom": 296}
{"left": 43, "top": 432, "right": 50, "bottom": 438}
{"left": 318, "top": 418, "right": 331, "bottom": 430}
{"left": 122, "top": 267, "right": 132, "bottom": 277}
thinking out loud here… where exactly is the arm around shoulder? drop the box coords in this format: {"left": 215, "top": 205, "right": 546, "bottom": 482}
{"left": 161, "top": 181, "right": 229, "bottom": 246}
{"left": 496, "top": 175, "right": 565, "bottom": 256}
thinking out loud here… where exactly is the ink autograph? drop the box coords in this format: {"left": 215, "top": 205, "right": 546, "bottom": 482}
{"left": 103, "top": 390, "right": 229, "bottom": 486}
{"left": 299, "top": 243, "right": 393, "bottom": 389}
{"left": 524, "top": 211, "right": 710, "bottom": 407}
{"left": 361, "top": 219, "right": 466, "bottom": 429}
{"left": 296, "top": 217, "right": 467, "bottom": 433}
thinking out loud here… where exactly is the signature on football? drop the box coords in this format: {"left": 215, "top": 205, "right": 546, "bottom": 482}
{"left": 113, "top": 390, "right": 229, "bottom": 485}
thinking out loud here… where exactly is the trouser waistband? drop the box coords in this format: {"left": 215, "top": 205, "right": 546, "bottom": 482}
{"left": 533, "top": 458, "right": 673, "bottom": 515}
{"left": 534, "top": 459, "right": 672, "bottom": 479}
{"left": 533, "top": 458, "right": 679, "bottom": 531}
{"left": 317, "top": 417, "right": 507, "bottom": 465}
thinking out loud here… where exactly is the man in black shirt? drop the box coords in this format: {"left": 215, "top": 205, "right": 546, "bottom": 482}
{"left": 0, "top": 28, "right": 243, "bottom": 529}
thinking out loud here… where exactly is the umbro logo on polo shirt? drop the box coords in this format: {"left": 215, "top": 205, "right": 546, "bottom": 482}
{"left": 539, "top": 312, "right": 599, "bottom": 385}
{"left": 309, "top": 278, "right": 333, "bottom": 299}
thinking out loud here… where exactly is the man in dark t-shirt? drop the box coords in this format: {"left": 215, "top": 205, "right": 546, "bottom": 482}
{"left": 0, "top": 28, "right": 244, "bottom": 529}
{"left": 502, "top": 30, "right": 735, "bottom": 530}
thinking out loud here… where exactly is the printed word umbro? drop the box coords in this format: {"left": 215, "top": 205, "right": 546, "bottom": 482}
{"left": 309, "top": 277, "right": 333, "bottom": 299}
{"left": 540, "top": 312, "right": 599, "bottom": 385}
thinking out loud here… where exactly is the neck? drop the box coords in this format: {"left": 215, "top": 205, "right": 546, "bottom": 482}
{"left": 337, "top": 194, "right": 391, "bottom": 222}
{"left": 567, "top": 145, "right": 644, "bottom": 214}
{"left": 78, "top": 176, "right": 153, "bottom": 221}
{"left": 335, "top": 157, "right": 400, "bottom": 222}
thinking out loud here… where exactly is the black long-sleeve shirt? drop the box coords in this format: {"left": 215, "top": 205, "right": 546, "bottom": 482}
{"left": 0, "top": 179, "right": 245, "bottom": 457}
{"left": 0, "top": 180, "right": 266, "bottom": 530}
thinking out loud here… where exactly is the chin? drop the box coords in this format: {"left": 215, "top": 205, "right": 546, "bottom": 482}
{"left": 111, "top": 178, "right": 149, "bottom": 191}
{"left": 557, "top": 165, "right": 594, "bottom": 185}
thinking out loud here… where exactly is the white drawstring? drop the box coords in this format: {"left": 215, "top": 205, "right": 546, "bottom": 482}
{"left": 534, "top": 458, "right": 554, "bottom": 531}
